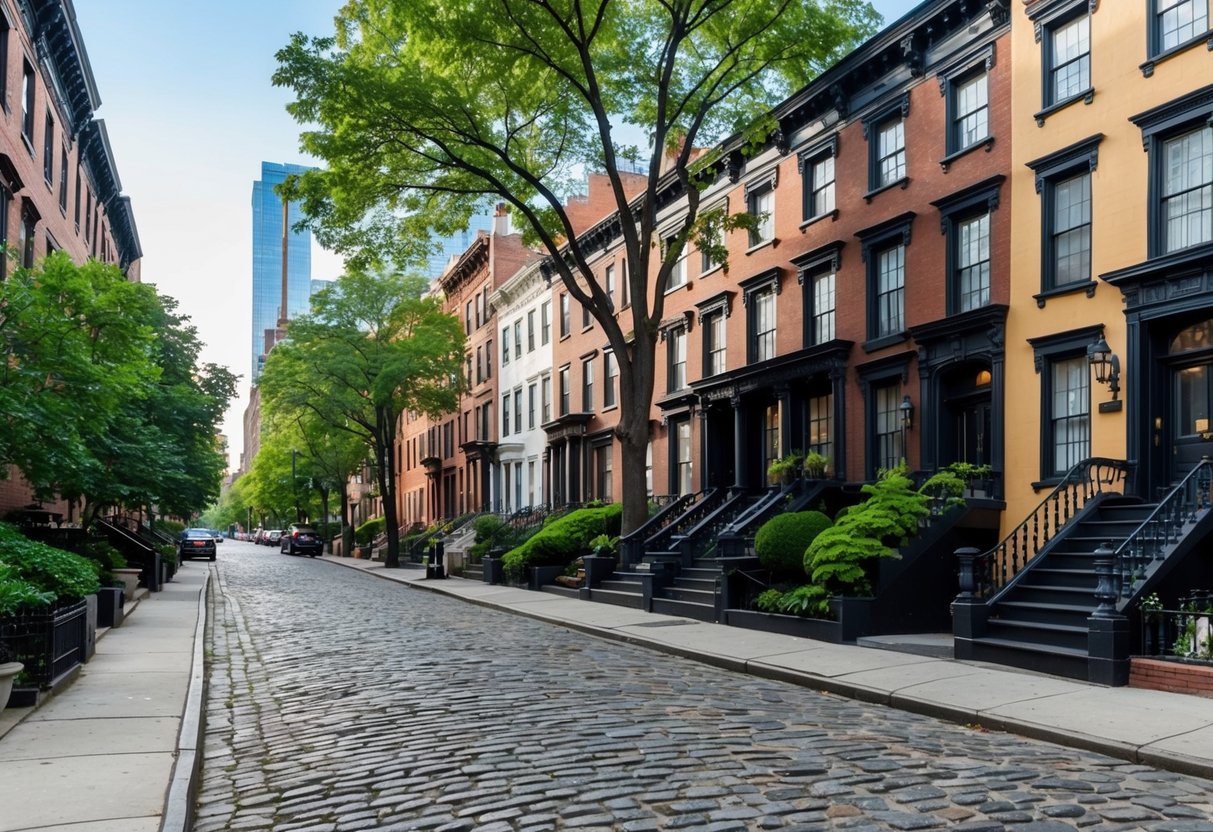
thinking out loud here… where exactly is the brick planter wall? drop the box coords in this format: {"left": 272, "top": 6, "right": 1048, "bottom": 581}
{"left": 1129, "top": 658, "right": 1213, "bottom": 698}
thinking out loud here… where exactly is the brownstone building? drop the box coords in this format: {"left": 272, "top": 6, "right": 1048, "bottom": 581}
{"left": 0, "top": 0, "right": 141, "bottom": 516}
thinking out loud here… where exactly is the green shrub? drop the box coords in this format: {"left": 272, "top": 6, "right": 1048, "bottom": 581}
{"left": 754, "top": 511, "right": 832, "bottom": 580}
{"left": 155, "top": 519, "right": 185, "bottom": 537}
{"left": 502, "top": 505, "right": 622, "bottom": 583}
{"left": 355, "top": 517, "right": 386, "bottom": 546}
{"left": 0, "top": 523, "right": 101, "bottom": 601}
{"left": 755, "top": 588, "right": 785, "bottom": 613}
{"left": 0, "top": 562, "right": 54, "bottom": 616}
{"left": 76, "top": 538, "right": 127, "bottom": 581}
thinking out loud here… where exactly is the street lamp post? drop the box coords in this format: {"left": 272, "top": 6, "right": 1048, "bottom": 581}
{"left": 291, "top": 449, "right": 301, "bottom": 523}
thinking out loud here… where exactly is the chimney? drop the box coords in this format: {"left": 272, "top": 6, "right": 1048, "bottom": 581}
{"left": 493, "top": 202, "right": 511, "bottom": 236}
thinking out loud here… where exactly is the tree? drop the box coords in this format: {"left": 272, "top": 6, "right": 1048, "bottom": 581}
{"left": 274, "top": 0, "right": 878, "bottom": 535}
{"left": 259, "top": 271, "right": 466, "bottom": 566}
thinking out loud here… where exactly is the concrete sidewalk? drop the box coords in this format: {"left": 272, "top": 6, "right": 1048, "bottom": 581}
{"left": 0, "top": 566, "right": 207, "bottom": 832}
{"left": 323, "top": 554, "right": 1213, "bottom": 782}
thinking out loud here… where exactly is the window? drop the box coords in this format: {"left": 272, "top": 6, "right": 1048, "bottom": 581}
{"left": 502, "top": 326, "right": 511, "bottom": 365}
{"left": 559, "top": 366, "right": 570, "bottom": 415}
{"left": 73, "top": 168, "right": 80, "bottom": 228}
{"left": 1161, "top": 126, "right": 1212, "bottom": 253}
{"left": 514, "top": 321, "right": 522, "bottom": 360}
{"left": 1028, "top": 136, "right": 1100, "bottom": 299}
{"left": 515, "top": 462, "right": 523, "bottom": 509}
{"left": 800, "top": 138, "right": 838, "bottom": 221}
{"left": 43, "top": 111, "right": 53, "bottom": 184}
{"left": 0, "top": 16, "right": 8, "bottom": 111}
{"left": 541, "top": 375, "right": 552, "bottom": 422}
{"left": 604, "top": 352, "right": 618, "bottom": 408}
{"left": 559, "top": 293, "right": 570, "bottom": 338}
{"left": 19, "top": 203, "right": 35, "bottom": 268}
{"left": 747, "top": 185, "right": 774, "bottom": 247}
{"left": 502, "top": 393, "right": 511, "bottom": 437}
{"left": 465, "top": 301, "right": 472, "bottom": 335}
{"left": 807, "top": 393, "right": 833, "bottom": 465}
{"left": 582, "top": 357, "right": 594, "bottom": 411}
{"left": 1049, "top": 356, "right": 1090, "bottom": 475}
{"left": 541, "top": 300, "right": 551, "bottom": 345}
{"left": 1151, "top": 0, "right": 1209, "bottom": 56}
{"left": 621, "top": 259, "right": 630, "bottom": 308}
{"left": 875, "top": 246, "right": 905, "bottom": 338}
{"left": 485, "top": 339, "right": 493, "bottom": 379}
{"left": 582, "top": 302, "right": 591, "bottom": 330}
{"left": 58, "top": 147, "right": 66, "bottom": 213}
{"left": 514, "top": 388, "right": 522, "bottom": 433}
{"left": 875, "top": 384, "right": 904, "bottom": 473}
{"left": 20, "top": 61, "right": 33, "bottom": 145}
{"left": 952, "top": 71, "right": 989, "bottom": 153}
{"left": 705, "top": 311, "right": 727, "bottom": 377}
{"left": 674, "top": 420, "right": 693, "bottom": 495}
{"left": 667, "top": 327, "right": 687, "bottom": 391}
{"left": 857, "top": 214, "right": 913, "bottom": 348}
{"left": 527, "top": 310, "right": 535, "bottom": 351}
{"left": 476, "top": 346, "right": 483, "bottom": 383}
{"left": 476, "top": 292, "right": 484, "bottom": 328}
{"left": 810, "top": 268, "right": 835, "bottom": 345}
{"left": 664, "top": 234, "right": 687, "bottom": 289}
{"left": 1133, "top": 91, "right": 1213, "bottom": 257}
{"left": 700, "top": 226, "right": 721, "bottom": 274}
{"left": 596, "top": 444, "right": 613, "bottom": 501}
{"left": 742, "top": 269, "right": 780, "bottom": 363}
{"left": 528, "top": 459, "right": 537, "bottom": 507}
{"left": 763, "top": 403, "right": 781, "bottom": 467}
{"left": 605, "top": 264, "right": 616, "bottom": 310}
{"left": 1032, "top": 4, "right": 1091, "bottom": 118}
{"left": 528, "top": 382, "right": 537, "bottom": 428}
{"left": 955, "top": 214, "right": 991, "bottom": 312}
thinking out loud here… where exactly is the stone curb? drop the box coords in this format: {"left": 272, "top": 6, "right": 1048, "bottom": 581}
{"left": 159, "top": 569, "right": 210, "bottom": 832}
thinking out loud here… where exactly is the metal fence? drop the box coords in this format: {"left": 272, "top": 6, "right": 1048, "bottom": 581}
{"left": 1139, "top": 591, "right": 1213, "bottom": 664}
{"left": 0, "top": 598, "right": 89, "bottom": 688}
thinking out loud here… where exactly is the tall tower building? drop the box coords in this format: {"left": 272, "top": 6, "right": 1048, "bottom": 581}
{"left": 251, "top": 161, "right": 314, "bottom": 380}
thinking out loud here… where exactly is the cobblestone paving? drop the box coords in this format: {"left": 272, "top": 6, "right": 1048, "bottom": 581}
{"left": 195, "top": 545, "right": 1213, "bottom": 832}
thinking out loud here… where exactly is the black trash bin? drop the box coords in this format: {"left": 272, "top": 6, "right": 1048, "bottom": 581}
{"left": 426, "top": 540, "right": 446, "bottom": 579}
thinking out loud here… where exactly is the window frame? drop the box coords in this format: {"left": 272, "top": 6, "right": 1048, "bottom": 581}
{"left": 857, "top": 353, "right": 913, "bottom": 479}
{"left": 863, "top": 94, "right": 910, "bottom": 198}
{"left": 937, "top": 45, "right": 996, "bottom": 167}
{"left": 559, "top": 292, "right": 570, "bottom": 338}
{"left": 856, "top": 213, "right": 915, "bottom": 351}
{"left": 666, "top": 325, "right": 688, "bottom": 392}
{"left": 931, "top": 175, "right": 1003, "bottom": 315}
{"left": 1027, "top": 134, "right": 1102, "bottom": 304}
{"left": 1028, "top": 324, "right": 1102, "bottom": 484}
{"left": 1030, "top": 0, "right": 1095, "bottom": 125}
{"left": 558, "top": 365, "right": 570, "bottom": 416}
{"left": 603, "top": 351, "right": 619, "bottom": 409}
{"left": 1144, "top": 0, "right": 1211, "bottom": 74}
{"left": 798, "top": 136, "right": 838, "bottom": 226}
{"left": 20, "top": 60, "right": 34, "bottom": 150}
{"left": 541, "top": 300, "right": 551, "bottom": 345}
{"left": 582, "top": 355, "right": 595, "bottom": 411}
{"left": 793, "top": 241, "right": 842, "bottom": 349}
{"left": 42, "top": 110, "right": 53, "bottom": 186}
{"left": 744, "top": 168, "right": 777, "bottom": 250}
{"left": 741, "top": 267, "right": 781, "bottom": 364}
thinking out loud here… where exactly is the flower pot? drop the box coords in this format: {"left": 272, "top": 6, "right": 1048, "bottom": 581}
{"left": 113, "top": 568, "right": 142, "bottom": 602}
{"left": 0, "top": 662, "right": 24, "bottom": 709}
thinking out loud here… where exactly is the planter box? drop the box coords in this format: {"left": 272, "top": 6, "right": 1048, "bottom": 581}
{"left": 1130, "top": 657, "right": 1213, "bottom": 698}
{"left": 96, "top": 587, "right": 125, "bottom": 629}
{"left": 725, "top": 597, "right": 875, "bottom": 644}
{"left": 529, "top": 565, "right": 566, "bottom": 591}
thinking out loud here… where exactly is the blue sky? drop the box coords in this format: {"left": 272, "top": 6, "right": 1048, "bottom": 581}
{"left": 70, "top": 0, "right": 920, "bottom": 472}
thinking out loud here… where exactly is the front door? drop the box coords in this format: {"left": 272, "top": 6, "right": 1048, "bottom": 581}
{"left": 1166, "top": 320, "right": 1213, "bottom": 484}
{"left": 948, "top": 395, "right": 992, "bottom": 468}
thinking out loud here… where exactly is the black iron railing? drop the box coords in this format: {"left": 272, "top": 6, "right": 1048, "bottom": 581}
{"left": 1111, "top": 459, "right": 1212, "bottom": 602}
{"left": 0, "top": 599, "right": 88, "bottom": 688}
{"left": 964, "top": 457, "right": 1133, "bottom": 599}
{"left": 1139, "top": 591, "right": 1213, "bottom": 663}
{"left": 620, "top": 493, "right": 698, "bottom": 566}
{"left": 645, "top": 489, "right": 725, "bottom": 553}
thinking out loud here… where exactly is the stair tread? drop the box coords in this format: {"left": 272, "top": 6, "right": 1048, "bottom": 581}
{"left": 970, "top": 636, "right": 1087, "bottom": 658}
{"left": 999, "top": 600, "right": 1096, "bottom": 613}
{"left": 988, "top": 618, "right": 1088, "bottom": 634}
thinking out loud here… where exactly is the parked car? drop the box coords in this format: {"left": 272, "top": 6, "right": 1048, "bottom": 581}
{"left": 281, "top": 524, "right": 323, "bottom": 557}
{"left": 210, "top": 529, "right": 224, "bottom": 543}
{"left": 266, "top": 530, "right": 283, "bottom": 546}
{"left": 179, "top": 528, "right": 217, "bottom": 561}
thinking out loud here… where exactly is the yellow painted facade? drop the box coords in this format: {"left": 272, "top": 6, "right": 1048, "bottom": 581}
{"left": 1003, "top": 0, "right": 1213, "bottom": 533}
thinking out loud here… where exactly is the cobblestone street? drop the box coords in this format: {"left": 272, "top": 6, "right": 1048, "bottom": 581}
{"left": 194, "top": 544, "right": 1213, "bottom": 832}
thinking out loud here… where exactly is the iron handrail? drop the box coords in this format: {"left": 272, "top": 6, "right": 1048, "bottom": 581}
{"left": 969, "top": 457, "right": 1133, "bottom": 598}
{"left": 645, "top": 489, "right": 725, "bottom": 551}
{"left": 621, "top": 492, "right": 699, "bottom": 543}
{"left": 1110, "top": 458, "right": 1213, "bottom": 603}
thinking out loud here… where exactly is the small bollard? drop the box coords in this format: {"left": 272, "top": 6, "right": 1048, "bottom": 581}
{"left": 426, "top": 540, "right": 446, "bottom": 579}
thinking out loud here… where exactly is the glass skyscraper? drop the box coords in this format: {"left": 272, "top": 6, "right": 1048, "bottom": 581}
{"left": 251, "top": 162, "right": 313, "bottom": 380}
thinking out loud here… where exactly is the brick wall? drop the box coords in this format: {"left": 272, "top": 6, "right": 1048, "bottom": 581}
{"left": 1129, "top": 658, "right": 1213, "bottom": 698}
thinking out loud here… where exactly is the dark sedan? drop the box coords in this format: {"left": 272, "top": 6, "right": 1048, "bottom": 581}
{"left": 179, "top": 528, "right": 217, "bottom": 561}
{"left": 281, "top": 524, "right": 323, "bottom": 557}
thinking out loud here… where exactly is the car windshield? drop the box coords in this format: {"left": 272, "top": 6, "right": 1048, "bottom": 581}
{"left": 183, "top": 529, "right": 211, "bottom": 538}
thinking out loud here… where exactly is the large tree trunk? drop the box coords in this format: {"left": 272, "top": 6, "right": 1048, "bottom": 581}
{"left": 319, "top": 486, "right": 331, "bottom": 553}
{"left": 617, "top": 328, "right": 658, "bottom": 536}
{"left": 377, "top": 407, "right": 402, "bottom": 568}
{"left": 339, "top": 482, "right": 353, "bottom": 557}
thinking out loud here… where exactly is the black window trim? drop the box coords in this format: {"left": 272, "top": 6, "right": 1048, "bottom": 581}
{"left": 1028, "top": 322, "right": 1103, "bottom": 487}
{"left": 1142, "top": 0, "right": 1213, "bottom": 76}
{"left": 862, "top": 92, "right": 911, "bottom": 198}
{"left": 937, "top": 43, "right": 997, "bottom": 169}
{"left": 1029, "top": 0, "right": 1097, "bottom": 126}
{"left": 856, "top": 351, "right": 913, "bottom": 480}
{"left": 931, "top": 174, "right": 1004, "bottom": 315}
{"left": 792, "top": 240, "right": 844, "bottom": 349}
{"left": 1130, "top": 84, "right": 1213, "bottom": 258}
{"left": 1026, "top": 133, "right": 1103, "bottom": 305}
{"left": 740, "top": 267, "right": 782, "bottom": 364}
{"left": 743, "top": 165, "right": 778, "bottom": 250}
{"left": 856, "top": 212, "right": 915, "bottom": 352}
{"left": 797, "top": 134, "right": 839, "bottom": 226}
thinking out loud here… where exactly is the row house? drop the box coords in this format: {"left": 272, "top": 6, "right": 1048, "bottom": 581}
{"left": 550, "top": 0, "right": 1012, "bottom": 508}
{"left": 1004, "top": 0, "right": 1213, "bottom": 522}
{"left": 0, "top": 0, "right": 141, "bottom": 516}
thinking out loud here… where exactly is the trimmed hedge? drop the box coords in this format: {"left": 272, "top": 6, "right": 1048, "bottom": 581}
{"left": 754, "top": 511, "right": 832, "bottom": 580}
{"left": 502, "top": 504, "right": 621, "bottom": 583}
{"left": 355, "top": 517, "right": 386, "bottom": 546}
{"left": 0, "top": 522, "right": 101, "bottom": 602}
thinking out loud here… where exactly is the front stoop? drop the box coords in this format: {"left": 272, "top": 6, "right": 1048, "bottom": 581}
{"left": 1129, "top": 657, "right": 1213, "bottom": 698}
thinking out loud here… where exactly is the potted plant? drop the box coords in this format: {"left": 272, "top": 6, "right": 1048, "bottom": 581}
{"left": 803, "top": 452, "right": 830, "bottom": 479}
{"left": 0, "top": 641, "right": 22, "bottom": 710}
{"left": 944, "top": 462, "right": 993, "bottom": 497}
